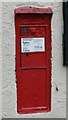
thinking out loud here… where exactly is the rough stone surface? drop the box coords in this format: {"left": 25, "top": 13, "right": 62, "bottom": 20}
{"left": 0, "top": 2, "right": 2, "bottom": 119}
{"left": 2, "top": 2, "right": 66, "bottom": 118}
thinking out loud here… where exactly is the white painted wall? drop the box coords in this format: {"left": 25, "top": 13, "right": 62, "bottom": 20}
{"left": 2, "top": 2, "right": 66, "bottom": 118}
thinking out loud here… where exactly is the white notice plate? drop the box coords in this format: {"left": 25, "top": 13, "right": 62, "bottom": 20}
{"left": 21, "top": 37, "right": 45, "bottom": 53}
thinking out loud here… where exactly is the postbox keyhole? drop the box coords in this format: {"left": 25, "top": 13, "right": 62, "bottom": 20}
{"left": 26, "top": 53, "right": 29, "bottom": 57}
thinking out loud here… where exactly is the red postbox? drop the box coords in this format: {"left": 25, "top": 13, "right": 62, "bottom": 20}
{"left": 15, "top": 8, "right": 53, "bottom": 114}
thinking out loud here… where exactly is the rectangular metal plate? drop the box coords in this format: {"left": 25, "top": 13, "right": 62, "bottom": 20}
{"left": 21, "top": 37, "right": 45, "bottom": 52}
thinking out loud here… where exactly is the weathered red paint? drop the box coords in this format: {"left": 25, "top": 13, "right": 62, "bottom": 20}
{"left": 15, "top": 7, "right": 53, "bottom": 14}
{"left": 15, "top": 8, "right": 53, "bottom": 114}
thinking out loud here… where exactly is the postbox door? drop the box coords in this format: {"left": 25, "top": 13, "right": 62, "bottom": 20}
{"left": 16, "top": 25, "right": 51, "bottom": 113}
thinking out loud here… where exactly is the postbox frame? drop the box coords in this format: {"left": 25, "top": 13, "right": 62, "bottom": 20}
{"left": 15, "top": 7, "right": 53, "bottom": 114}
